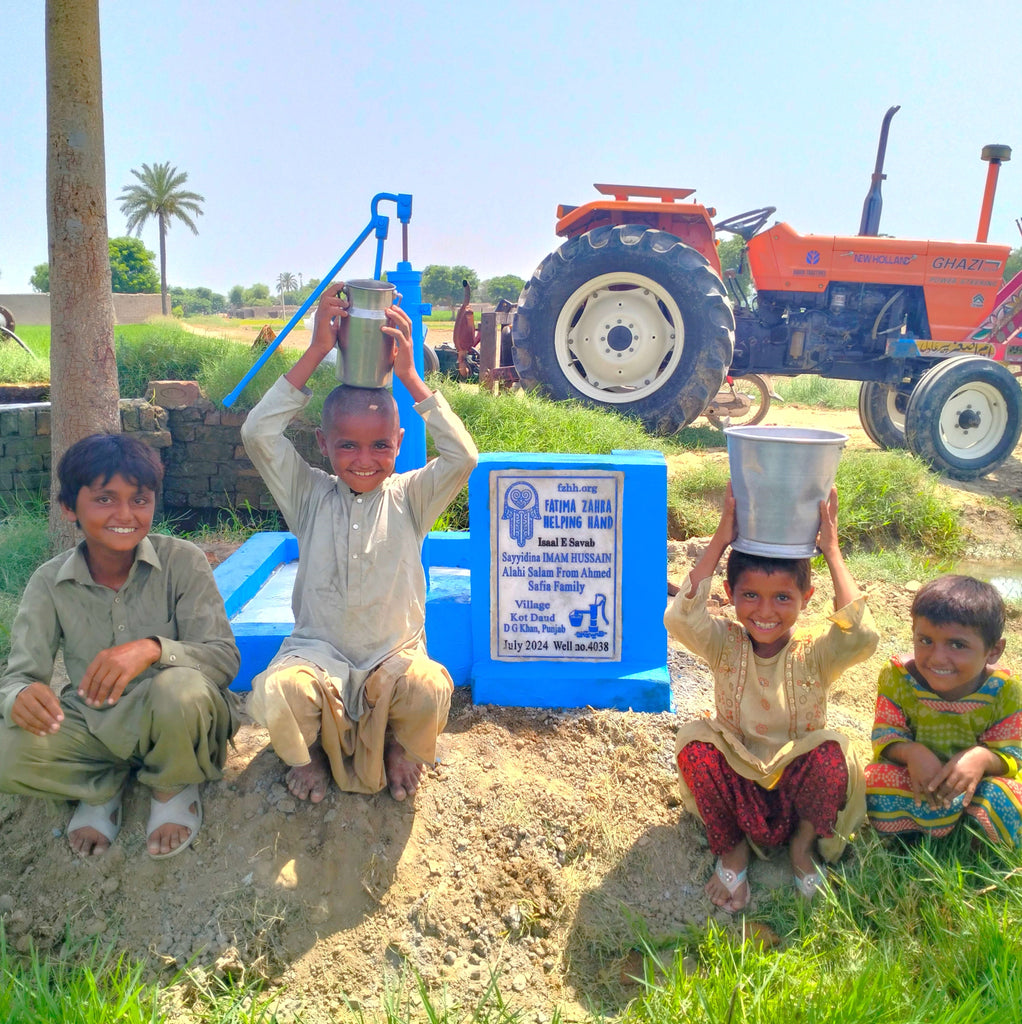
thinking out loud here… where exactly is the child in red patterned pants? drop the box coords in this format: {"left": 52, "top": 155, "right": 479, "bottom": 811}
{"left": 666, "top": 485, "right": 877, "bottom": 912}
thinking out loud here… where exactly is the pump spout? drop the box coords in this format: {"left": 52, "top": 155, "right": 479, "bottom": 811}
{"left": 977, "top": 145, "right": 1012, "bottom": 243}
{"left": 858, "top": 105, "right": 900, "bottom": 236}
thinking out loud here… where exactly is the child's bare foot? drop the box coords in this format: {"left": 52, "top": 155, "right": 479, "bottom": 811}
{"left": 706, "top": 838, "right": 750, "bottom": 912}
{"left": 384, "top": 735, "right": 422, "bottom": 801}
{"left": 286, "top": 743, "right": 331, "bottom": 803}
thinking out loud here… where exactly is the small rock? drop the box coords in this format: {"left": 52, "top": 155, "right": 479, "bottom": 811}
{"left": 512, "top": 973, "right": 527, "bottom": 993}
{"left": 428, "top": 861, "right": 443, "bottom": 876}
{"left": 15, "top": 934, "right": 33, "bottom": 954}
{"left": 277, "top": 798, "right": 297, "bottom": 814}
{"left": 100, "top": 877, "right": 119, "bottom": 896}
{"left": 444, "top": 951, "right": 457, "bottom": 965}
{"left": 323, "top": 809, "right": 337, "bottom": 823}
{"left": 0, "top": 894, "right": 15, "bottom": 915}
{"left": 905, "top": 579, "right": 922, "bottom": 593}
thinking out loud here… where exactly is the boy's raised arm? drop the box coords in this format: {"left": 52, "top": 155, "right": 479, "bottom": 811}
{"left": 817, "top": 487, "right": 861, "bottom": 609}
{"left": 686, "top": 484, "right": 738, "bottom": 598}
{"left": 284, "top": 288, "right": 349, "bottom": 392}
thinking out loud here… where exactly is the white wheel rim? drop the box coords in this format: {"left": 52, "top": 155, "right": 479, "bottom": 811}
{"left": 937, "top": 381, "right": 1009, "bottom": 460}
{"left": 553, "top": 272, "right": 683, "bottom": 403}
{"left": 884, "top": 388, "right": 905, "bottom": 433}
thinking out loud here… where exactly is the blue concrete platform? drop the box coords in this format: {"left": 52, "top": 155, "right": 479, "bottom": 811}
{"left": 213, "top": 531, "right": 474, "bottom": 692}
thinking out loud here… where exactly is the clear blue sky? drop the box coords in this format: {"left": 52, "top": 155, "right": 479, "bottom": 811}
{"left": 3, "top": 1, "right": 1020, "bottom": 297}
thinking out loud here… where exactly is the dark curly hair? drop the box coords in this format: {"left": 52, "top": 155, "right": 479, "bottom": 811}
{"left": 57, "top": 433, "right": 163, "bottom": 511}
{"left": 911, "top": 575, "right": 1004, "bottom": 649}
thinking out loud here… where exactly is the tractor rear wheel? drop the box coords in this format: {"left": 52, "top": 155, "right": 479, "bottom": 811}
{"left": 857, "top": 381, "right": 908, "bottom": 450}
{"left": 904, "top": 356, "right": 1022, "bottom": 480}
{"left": 511, "top": 224, "right": 734, "bottom": 434}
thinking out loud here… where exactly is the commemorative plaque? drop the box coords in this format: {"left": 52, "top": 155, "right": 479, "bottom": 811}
{"left": 490, "top": 469, "right": 623, "bottom": 661}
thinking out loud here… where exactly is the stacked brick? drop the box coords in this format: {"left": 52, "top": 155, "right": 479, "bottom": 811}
{"left": 0, "top": 381, "right": 323, "bottom": 516}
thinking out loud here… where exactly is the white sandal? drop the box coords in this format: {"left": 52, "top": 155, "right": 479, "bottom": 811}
{"left": 67, "top": 789, "right": 123, "bottom": 853}
{"left": 793, "top": 865, "right": 827, "bottom": 899}
{"left": 712, "top": 858, "right": 750, "bottom": 912}
{"left": 146, "top": 784, "right": 202, "bottom": 860}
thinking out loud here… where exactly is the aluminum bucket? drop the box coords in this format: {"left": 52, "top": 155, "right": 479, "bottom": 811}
{"left": 724, "top": 426, "right": 848, "bottom": 558}
{"left": 337, "top": 279, "right": 396, "bottom": 388}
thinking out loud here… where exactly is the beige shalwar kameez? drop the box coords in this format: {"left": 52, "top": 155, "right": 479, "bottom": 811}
{"left": 665, "top": 573, "right": 878, "bottom": 861}
{"left": 240, "top": 376, "right": 478, "bottom": 793}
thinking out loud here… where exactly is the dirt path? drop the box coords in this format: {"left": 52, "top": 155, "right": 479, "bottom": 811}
{"left": 1, "top": 397, "right": 1020, "bottom": 1021}
{"left": 179, "top": 320, "right": 456, "bottom": 353}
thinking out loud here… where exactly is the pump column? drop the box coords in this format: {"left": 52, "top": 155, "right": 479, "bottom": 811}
{"left": 387, "top": 261, "right": 428, "bottom": 474}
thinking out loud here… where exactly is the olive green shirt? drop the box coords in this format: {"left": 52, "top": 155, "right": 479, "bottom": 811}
{"left": 0, "top": 533, "right": 241, "bottom": 726}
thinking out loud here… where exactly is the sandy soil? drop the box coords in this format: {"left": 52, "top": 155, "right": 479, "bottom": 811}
{"left": 1, "top": 399, "right": 1021, "bottom": 1022}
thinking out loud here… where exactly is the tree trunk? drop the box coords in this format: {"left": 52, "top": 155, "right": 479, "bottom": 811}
{"left": 46, "top": 0, "right": 120, "bottom": 551}
{"left": 159, "top": 212, "right": 168, "bottom": 315}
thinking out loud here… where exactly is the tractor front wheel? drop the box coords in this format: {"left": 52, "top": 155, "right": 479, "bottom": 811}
{"left": 511, "top": 225, "right": 734, "bottom": 434}
{"left": 904, "top": 356, "right": 1022, "bottom": 480}
{"left": 857, "top": 381, "right": 908, "bottom": 450}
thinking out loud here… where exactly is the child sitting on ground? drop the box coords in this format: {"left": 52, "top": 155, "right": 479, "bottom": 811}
{"left": 866, "top": 575, "right": 1021, "bottom": 846}
{"left": 666, "top": 484, "right": 877, "bottom": 912}
{"left": 241, "top": 289, "right": 478, "bottom": 804}
{"left": 0, "top": 434, "right": 240, "bottom": 858}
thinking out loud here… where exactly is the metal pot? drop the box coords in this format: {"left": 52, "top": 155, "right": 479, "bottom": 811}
{"left": 724, "top": 426, "right": 848, "bottom": 558}
{"left": 337, "top": 279, "right": 396, "bottom": 388}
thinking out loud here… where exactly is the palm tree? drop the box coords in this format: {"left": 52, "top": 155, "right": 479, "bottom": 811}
{"left": 118, "top": 162, "right": 204, "bottom": 315}
{"left": 277, "top": 272, "right": 297, "bottom": 320}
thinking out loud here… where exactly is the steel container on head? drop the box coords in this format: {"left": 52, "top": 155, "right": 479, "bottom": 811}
{"left": 337, "top": 279, "right": 396, "bottom": 388}
{"left": 724, "top": 426, "right": 848, "bottom": 558}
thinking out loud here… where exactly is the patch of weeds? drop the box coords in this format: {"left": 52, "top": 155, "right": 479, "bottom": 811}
{"left": 775, "top": 375, "right": 860, "bottom": 409}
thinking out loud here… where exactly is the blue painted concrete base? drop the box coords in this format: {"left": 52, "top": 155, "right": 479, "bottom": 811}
{"left": 471, "top": 663, "right": 671, "bottom": 712}
{"left": 214, "top": 531, "right": 476, "bottom": 693}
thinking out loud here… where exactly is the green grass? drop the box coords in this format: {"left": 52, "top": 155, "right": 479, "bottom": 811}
{"left": 0, "top": 498, "right": 51, "bottom": 663}
{"left": 0, "top": 327, "right": 49, "bottom": 383}
{"left": 834, "top": 449, "right": 962, "bottom": 561}
{"left": 619, "top": 830, "right": 1022, "bottom": 1024}
{"left": 774, "top": 376, "right": 860, "bottom": 409}
{"left": 0, "top": 930, "right": 162, "bottom": 1022}
{"left": 435, "top": 379, "right": 686, "bottom": 457}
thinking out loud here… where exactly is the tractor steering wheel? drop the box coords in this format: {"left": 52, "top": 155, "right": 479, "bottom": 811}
{"left": 713, "top": 207, "right": 777, "bottom": 241}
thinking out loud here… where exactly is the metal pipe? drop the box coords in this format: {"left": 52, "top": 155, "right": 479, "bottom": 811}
{"left": 222, "top": 192, "right": 410, "bottom": 408}
{"left": 977, "top": 145, "right": 1011, "bottom": 243}
{"left": 859, "top": 105, "right": 900, "bottom": 236}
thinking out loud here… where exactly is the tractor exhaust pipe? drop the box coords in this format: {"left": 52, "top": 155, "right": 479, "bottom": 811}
{"left": 859, "top": 105, "right": 900, "bottom": 236}
{"left": 977, "top": 144, "right": 1011, "bottom": 243}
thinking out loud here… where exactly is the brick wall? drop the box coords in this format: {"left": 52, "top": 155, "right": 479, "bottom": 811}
{"left": 0, "top": 382, "right": 324, "bottom": 515}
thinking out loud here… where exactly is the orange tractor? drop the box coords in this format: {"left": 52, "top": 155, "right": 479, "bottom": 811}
{"left": 510, "top": 108, "right": 1022, "bottom": 479}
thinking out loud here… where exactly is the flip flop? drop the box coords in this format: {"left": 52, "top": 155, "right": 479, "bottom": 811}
{"left": 793, "top": 865, "right": 827, "bottom": 899}
{"left": 713, "top": 858, "right": 750, "bottom": 911}
{"left": 67, "top": 789, "right": 123, "bottom": 853}
{"left": 146, "top": 784, "right": 202, "bottom": 860}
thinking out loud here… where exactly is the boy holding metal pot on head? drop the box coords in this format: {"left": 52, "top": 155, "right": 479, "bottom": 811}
{"left": 665, "top": 484, "right": 877, "bottom": 912}
{"left": 240, "top": 287, "right": 477, "bottom": 804}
